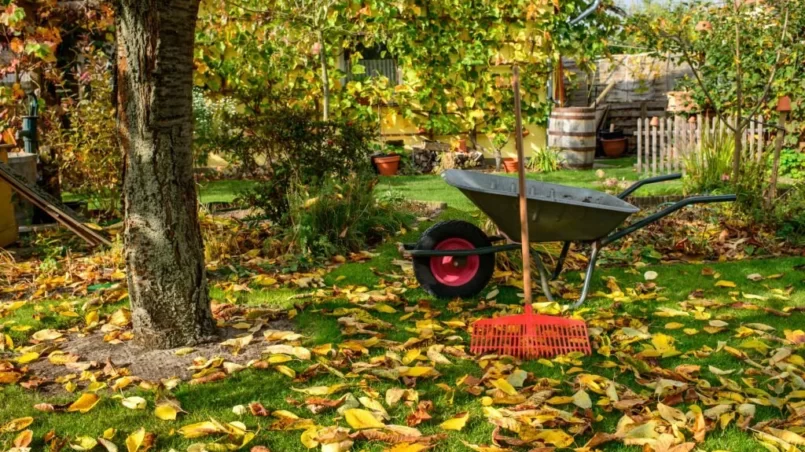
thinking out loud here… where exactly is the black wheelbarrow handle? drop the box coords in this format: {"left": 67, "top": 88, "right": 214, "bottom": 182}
{"left": 617, "top": 173, "right": 682, "bottom": 200}
{"left": 565, "top": 193, "right": 736, "bottom": 308}
{"left": 601, "top": 194, "right": 737, "bottom": 246}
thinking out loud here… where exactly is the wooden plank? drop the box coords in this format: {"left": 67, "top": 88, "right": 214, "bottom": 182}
{"left": 644, "top": 117, "right": 651, "bottom": 175}
{"left": 659, "top": 117, "right": 667, "bottom": 173}
{"left": 652, "top": 119, "right": 658, "bottom": 175}
{"left": 748, "top": 117, "right": 755, "bottom": 159}
{"left": 636, "top": 118, "right": 642, "bottom": 174}
{"left": 0, "top": 161, "right": 111, "bottom": 247}
{"left": 668, "top": 117, "right": 675, "bottom": 172}
{"left": 757, "top": 118, "right": 764, "bottom": 161}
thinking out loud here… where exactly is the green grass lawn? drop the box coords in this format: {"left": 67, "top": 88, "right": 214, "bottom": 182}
{"left": 2, "top": 206, "right": 804, "bottom": 451}
{"left": 63, "top": 157, "right": 679, "bottom": 213}
{"left": 380, "top": 156, "right": 683, "bottom": 212}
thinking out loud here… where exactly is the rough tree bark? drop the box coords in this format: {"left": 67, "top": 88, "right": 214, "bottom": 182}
{"left": 116, "top": 0, "right": 216, "bottom": 348}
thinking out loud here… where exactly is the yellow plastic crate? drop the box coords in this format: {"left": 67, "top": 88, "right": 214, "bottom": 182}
{"left": 0, "top": 147, "right": 17, "bottom": 247}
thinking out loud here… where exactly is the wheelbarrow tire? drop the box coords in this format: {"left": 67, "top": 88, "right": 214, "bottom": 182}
{"left": 414, "top": 220, "right": 494, "bottom": 299}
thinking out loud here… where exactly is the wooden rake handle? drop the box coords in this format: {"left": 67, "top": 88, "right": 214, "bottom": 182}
{"left": 512, "top": 65, "right": 532, "bottom": 313}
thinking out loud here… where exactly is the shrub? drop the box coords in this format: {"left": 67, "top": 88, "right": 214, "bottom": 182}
{"left": 236, "top": 109, "right": 375, "bottom": 222}
{"left": 527, "top": 147, "right": 562, "bottom": 173}
{"left": 682, "top": 122, "right": 734, "bottom": 194}
{"left": 284, "top": 173, "right": 411, "bottom": 258}
{"left": 770, "top": 148, "right": 805, "bottom": 179}
{"left": 53, "top": 73, "right": 121, "bottom": 216}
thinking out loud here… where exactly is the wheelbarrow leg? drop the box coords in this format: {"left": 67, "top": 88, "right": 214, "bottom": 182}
{"left": 531, "top": 248, "right": 555, "bottom": 303}
{"left": 572, "top": 241, "right": 600, "bottom": 309}
{"left": 552, "top": 242, "right": 571, "bottom": 280}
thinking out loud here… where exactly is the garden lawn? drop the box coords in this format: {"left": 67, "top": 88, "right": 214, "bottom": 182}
{"left": 377, "top": 157, "right": 684, "bottom": 212}
{"left": 1, "top": 207, "right": 804, "bottom": 451}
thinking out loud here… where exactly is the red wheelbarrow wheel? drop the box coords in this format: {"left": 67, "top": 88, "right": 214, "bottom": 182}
{"left": 413, "top": 220, "right": 495, "bottom": 299}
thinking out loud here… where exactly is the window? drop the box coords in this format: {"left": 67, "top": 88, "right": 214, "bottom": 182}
{"left": 345, "top": 43, "right": 401, "bottom": 85}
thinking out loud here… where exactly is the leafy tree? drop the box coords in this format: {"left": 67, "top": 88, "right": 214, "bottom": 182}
{"left": 628, "top": 0, "right": 802, "bottom": 179}
{"left": 194, "top": 0, "right": 622, "bottom": 151}
{"left": 117, "top": 0, "right": 216, "bottom": 348}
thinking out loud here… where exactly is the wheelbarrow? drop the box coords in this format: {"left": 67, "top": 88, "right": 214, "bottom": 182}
{"left": 406, "top": 169, "right": 736, "bottom": 307}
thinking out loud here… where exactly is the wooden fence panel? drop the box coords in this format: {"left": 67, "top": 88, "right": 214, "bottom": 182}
{"left": 634, "top": 115, "right": 767, "bottom": 176}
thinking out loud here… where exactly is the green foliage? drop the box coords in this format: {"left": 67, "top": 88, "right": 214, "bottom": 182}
{"left": 730, "top": 155, "right": 805, "bottom": 242}
{"left": 236, "top": 109, "right": 375, "bottom": 222}
{"left": 285, "top": 173, "right": 410, "bottom": 258}
{"left": 770, "top": 149, "right": 805, "bottom": 179}
{"left": 683, "top": 123, "right": 734, "bottom": 194}
{"left": 195, "top": 0, "right": 621, "bottom": 148}
{"left": 51, "top": 62, "right": 120, "bottom": 217}
{"left": 627, "top": 0, "right": 805, "bottom": 143}
{"left": 527, "top": 147, "right": 562, "bottom": 173}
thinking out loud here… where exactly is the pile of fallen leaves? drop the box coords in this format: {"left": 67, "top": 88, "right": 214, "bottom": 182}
{"left": 2, "top": 259, "right": 805, "bottom": 451}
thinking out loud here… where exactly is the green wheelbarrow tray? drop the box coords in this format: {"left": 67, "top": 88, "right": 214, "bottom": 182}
{"left": 405, "top": 170, "right": 736, "bottom": 307}
{"left": 443, "top": 169, "right": 640, "bottom": 243}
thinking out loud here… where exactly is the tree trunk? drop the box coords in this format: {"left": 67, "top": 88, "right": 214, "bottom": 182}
{"left": 731, "top": 11, "right": 742, "bottom": 181}
{"left": 767, "top": 112, "right": 788, "bottom": 208}
{"left": 116, "top": 0, "right": 216, "bottom": 349}
{"left": 317, "top": 29, "right": 330, "bottom": 121}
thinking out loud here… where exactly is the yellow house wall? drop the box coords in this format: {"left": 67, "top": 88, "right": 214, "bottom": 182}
{"left": 378, "top": 106, "right": 547, "bottom": 159}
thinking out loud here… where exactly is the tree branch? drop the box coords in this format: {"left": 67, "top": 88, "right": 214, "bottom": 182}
{"left": 739, "top": 6, "right": 790, "bottom": 129}
{"left": 665, "top": 31, "right": 736, "bottom": 132}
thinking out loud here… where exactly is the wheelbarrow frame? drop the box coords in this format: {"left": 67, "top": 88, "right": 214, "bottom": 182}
{"left": 405, "top": 172, "right": 736, "bottom": 307}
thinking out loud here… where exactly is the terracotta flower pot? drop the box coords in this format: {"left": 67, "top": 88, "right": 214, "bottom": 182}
{"left": 601, "top": 138, "right": 627, "bottom": 158}
{"left": 502, "top": 158, "right": 519, "bottom": 173}
{"left": 374, "top": 154, "right": 401, "bottom": 176}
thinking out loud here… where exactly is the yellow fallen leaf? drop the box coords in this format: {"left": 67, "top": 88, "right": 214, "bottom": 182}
{"left": 85, "top": 310, "right": 99, "bottom": 326}
{"left": 68, "top": 393, "right": 101, "bottom": 413}
{"left": 97, "top": 437, "right": 118, "bottom": 452}
{"left": 573, "top": 389, "right": 592, "bottom": 409}
{"left": 491, "top": 378, "right": 517, "bottom": 396}
{"left": 664, "top": 322, "right": 685, "bottom": 330}
{"left": 13, "top": 429, "right": 33, "bottom": 448}
{"left": 344, "top": 408, "right": 385, "bottom": 429}
{"left": 125, "top": 427, "right": 145, "bottom": 452}
{"left": 274, "top": 365, "right": 296, "bottom": 378}
{"left": 439, "top": 412, "right": 469, "bottom": 431}
{"left": 16, "top": 352, "right": 40, "bottom": 364}
{"left": 715, "top": 280, "right": 736, "bottom": 288}
{"left": 175, "top": 347, "right": 195, "bottom": 356}
{"left": 121, "top": 396, "right": 147, "bottom": 410}
{"left": 253, "top": 275, "right": 278, "bottom": 286}
{"left": 32, "top": 328, "right": 63, "bottom": 341}
{"left": 399, "top": 366, "right": 438, "bottom": 378}
{"left": 1, "top": 417, "right": 33, "bottom": 433}
{"left": 70, "top": 436, "right": 98, "bottom": 450}
{"left": 178, "top": 421, "right": 224, "bottom": 438}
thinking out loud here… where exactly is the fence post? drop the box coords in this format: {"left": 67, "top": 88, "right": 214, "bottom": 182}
{"left": 667, "top": 117, "right": 675, "bottom": 172}
{"left": 757, "top": 117, "right": 764, "bottom": 161}
{"left": 748, "top": 117, "right": 755, "bottom": 159}
{"left": 637, "top": 119, "right": 642, "bottom": 174}
{"left": 644, "top": 117, "right": 651, "bottom": 175}
{"left": 651, "top": 118, "right": 658, "bottom": 175}
{"left": 660, "top": 116, "right": 666, "bottom": 173}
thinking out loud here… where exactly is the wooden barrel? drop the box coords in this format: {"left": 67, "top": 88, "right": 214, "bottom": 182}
{"left": 548, "top": 107, "right": 597, "bottom": 169}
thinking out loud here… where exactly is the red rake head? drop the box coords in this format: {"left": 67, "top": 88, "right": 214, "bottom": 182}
{"left": 470, "top": 311, "right": 591, "bottom": 359}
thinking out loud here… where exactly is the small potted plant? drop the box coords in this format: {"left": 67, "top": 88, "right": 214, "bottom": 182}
{"left": 502, "top": 158, "right": 519, "bottom": 173}
{"left": 599, "top": 128, "right": 627, "bottom": 158}
{"left": 372, "top": 143, "right": 403, "bottom": 176}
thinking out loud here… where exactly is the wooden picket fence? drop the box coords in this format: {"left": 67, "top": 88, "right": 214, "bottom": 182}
{"left": 635, "top": 115, "right": 767, "bottom": 176}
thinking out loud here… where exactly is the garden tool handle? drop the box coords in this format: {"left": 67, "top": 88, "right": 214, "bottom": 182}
{"left": 617, "top": 173, "right": 682, "bottom": 199}
{"left": 512, "top": 65, "right": 532, "bottom": 311}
